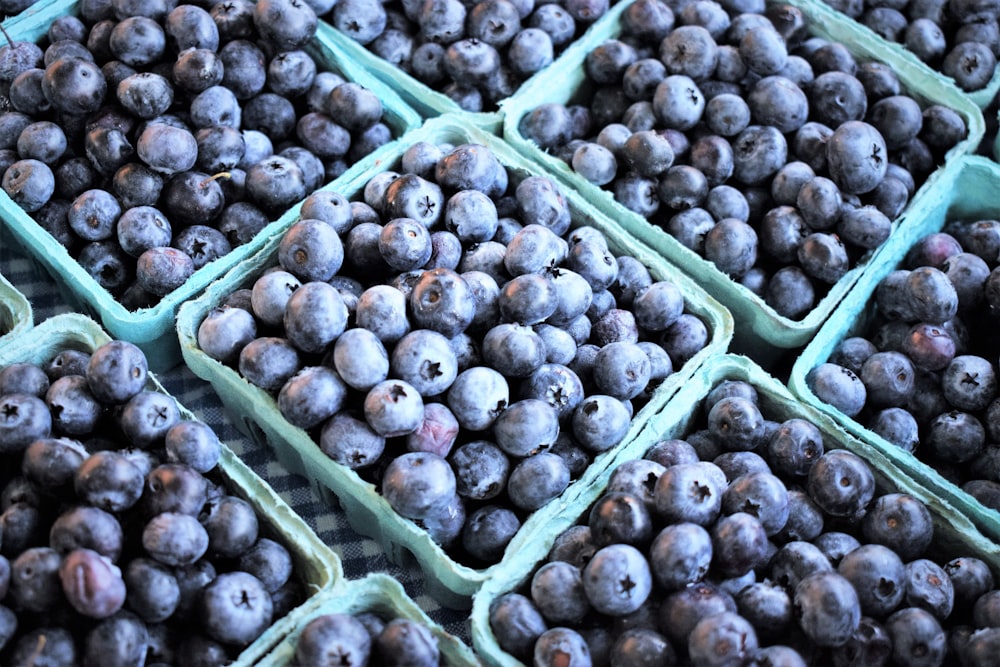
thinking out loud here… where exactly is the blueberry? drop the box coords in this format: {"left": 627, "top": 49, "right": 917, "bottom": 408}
{"left": 861, "top": 492, "right": 933, "bottom": 562}
{"left": 319, "top": 411, "right": 385, "bottom": 468}
{"left": 722, "top": 471, "right": 790, "bottom": 536}
{"left": 767, "top": 418, "right": 824, "bottom": 478}
{"left": 660, "top": 581, "right": 737, "bottom": 647}
{"left": 246, "top": 156, "right": 307, "bottom": 217}
{"left": 42, "top": 56, "right": 108, "bottom": 115}
{"left": 59, "top": 548, "right": 126, "bottom": 619}
{"left": 450, "top": 440, "right": 510, "bottom": 500}
{"left": 649, "top": 521, "right": 712, "bottom": 590}
{"left": 571, "top": 393, "right": 630, "bottom": 453}
{"left": 201, "top": 571, "right": 273, "bottom": 647}
{"left": 714, "top": 450, "right": 771, "bottom": 482}
{"left": 253, "top": 0, "right": 317, "bottom": 50}
{"left": 284, "top": 281, "right": 349, "bottom": 354}
{"left": 974, "top": 589, "right": 1000, "bottom": 627}
{"left": 278, "top": 366, "right": 349, "bottom": 430}
{"left": 589, "top": 491, "right": 653, "bottom": 549}
{"left": 10, "top": 546, "right": 63, "bottom": 612}
{"left": 356, "top": 285, "right": 411, "bottom": 345}
{"left": 926, "top": 410, "right": 986, "bottom": 464}
{"left": 135, "top": 246, "right": 195, "bottom": 297}
{"left": 688, "top": 610, "right": 759, "bottom": 666}
{"left": 447, "top": 366, "right": 509, "bottom": 431}
{"left": 9, "top": 626, "right": 76, "bottom": 666}
{"left": 75, "top": 450, "right": 144, "bottom": 512}
{"left": 581, "top": 542, "right": 652, "bottom": 616}
{"left": 196, "top": 305, "right": 257, "bottom": 366}
{"left": 332, "top": 327, "right": 390, "bottom": 392}
{"left": 382, "top": 451, "right": 457, "bottom": 521}
{"left": 119, "top": 389, "right": 180, "bottom": 448}
{"left": 868, "top": 408, "right": 920, "bottom": 452}
{"left": 837, "top": 205, "right": 892, "bottom": 250}
{"left": 295, "top": 613, "right": 372, "bottom": 666}
{"left": 239, "top": 337, "right": 301, "bottom": 394}
{"left": 825, "top": 121, "right": 888, "bottom": 195}
{"left": 807, "top": 450, "right": 875, "bottom": 520}
{"left": 143, "top": 512, "right": 210, "bottom": 566}
{"left": 2, "top": 158, "right": 55, "bottom": 212}
{"left": 461, "top": 505, "right": 520, "bottom": 563}
{"left": 830, "top": 616, "right": 893, "bottom": 667}
{"left": 837, "top": 543, "right": 905, "bottom": 617}
{"left": 942, "top": 354, "right": 996, "bottom": 412}
{"left": 492, "top": 398, "right": 559, "bottom": 457}
{"left": 904, "top": 558, "right": 954, "bottom": 620}
{"left": 533, "top": 627, "right": 591, "bottom": 667}
{"left": 592, "top": 341, "right": 651, "bottom": 400}
{"left": 608, "top": 627, "right": 675, "bottom": 666}
{"left": 859, "top": 350, "right": 915, "bottom": 408}
{"left": 363, "top": 379, "right": 425, "bottom": 438}
{"left": 607, "top": 458, "right": 666, "bottom": 512}
{"left": 372, "top": 617, "right": 440, "bottom": 666}
{"left": 703, "top": 218, "right": 760, "bottom": 279}
{"left": 944, "top": 556, "right": 995, "bottom": 605}
{"left": 710, "top": 511, "right": 770, "bottom": 579}
{"left": 408, "top": 268, "right": 476, "bottom": 337}
{"left": 654, "top": 461, "right": 725, "bottom": 526}
{"left": 794, "top": 571, "right": 861, "bottom": 648}
{"left": 142, "top": 463, "right": 207, "bottom": 518}
{"left": 200, "top": 494, "right": 259, "bottom": 559}
{"left": 528, "top": 560, "right": 590, "bottom": 625}
{"left": 805, "top": 363, "right": 867, "bottom": 417}
{"left": 507, "top": 451, "right": 570, "bottom": 511}
{"left": 884, "top": 606, "right": 946, "bottom": 667}
{"left": 488, "top": 593, "right": 547, "bottom": 661}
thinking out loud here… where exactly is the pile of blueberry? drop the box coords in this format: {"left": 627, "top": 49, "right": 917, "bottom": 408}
{"left": 519, "top": 0, "right": 968, "bottom": 320}
{"left": 822, "top": 0, "right": 998, "bottom": 92}
{"left": 808, "top": 219, "right": 1000, "bottom": 515}
{"left": 326, "top": 0, "right": 618, "bottom": 112}
{"left": 488, "top": 380, "right": 1000, "bottom": 666}
{"left": 0, "top": 0, "right": 394, "bottom": 308}
{"left": 0, "top": 340, "right": 303, "bottom": 665}
{"left": 294, "top": 609, "right": 442, "bottom": 665}
{"left": 196, "top": 139, "right": 713, "bottom": 566}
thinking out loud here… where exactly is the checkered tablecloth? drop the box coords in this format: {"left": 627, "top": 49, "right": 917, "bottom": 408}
{"left": 0, "top": 238, "right": 473, "bottom": 645}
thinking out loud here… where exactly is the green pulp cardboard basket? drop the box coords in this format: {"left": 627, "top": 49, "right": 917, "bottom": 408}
{"left": 0, "top": 5, "right": 422, "bottom": 373}
{"left": 789, "top": 154, "right": 1000, "bottom": 545}
{"left": 315, "top": 0, "right": 633, "bottom": 133}
{"left": 0, "top": 269, "right": 32, "bottom": 350}
{"left": 502, "top": 0, "right": 986, "bottom": 359}
{"left": 258, "top": 573, "right": 480, "bottom": 666}
{"left": 470, "top": 353, "right": 1000, "bottom": 667}
{"left": 176, "top": 115, "right": 734, "bottom": 610}
{"left": 0, "top": 313, "right": 343, "bottom": 666}
{"left": 784, "top": 0, "right": 1000, "bottom": 110}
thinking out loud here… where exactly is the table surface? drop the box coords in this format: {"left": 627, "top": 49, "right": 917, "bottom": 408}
{"left": 0, "top": 238, "right": 474, "bottom": 645}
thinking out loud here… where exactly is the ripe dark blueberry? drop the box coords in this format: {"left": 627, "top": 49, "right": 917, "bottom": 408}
{"left": 806, "top": 363, "right": 867, "bottom": 417}
{"left": 885, "top": 606, "right": 947, "bottom": 666}
{"left": 867, "top": 407, "right": 920, "bottom": 453}
{"left": 794, "top": 571, "right": 861, "bottom": 648}
{"left": 507, "top": 451, "right": 570, "bottom": 511}
{"left": 201, "top": 571, "right": 273, "bottom": 648}
{"left": 861, "top": 492, "right": 934, "bottom": 562}
{"left": 3, "top": 158, "right": 55, "bottom": 212}
{"left": 660, "top": 580, "right": 738, "bottom": 649}
{"left": 654, "top": 461, "right": 725, "bottom": 526}
{"left": 581, "top": 542, "right": 652, "bottom": 617}
{"left": 808, "top": 449, "right": 875, "bottom": 520}
{"left": 688, "top": 610, "right": 759, "bottom": 665}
